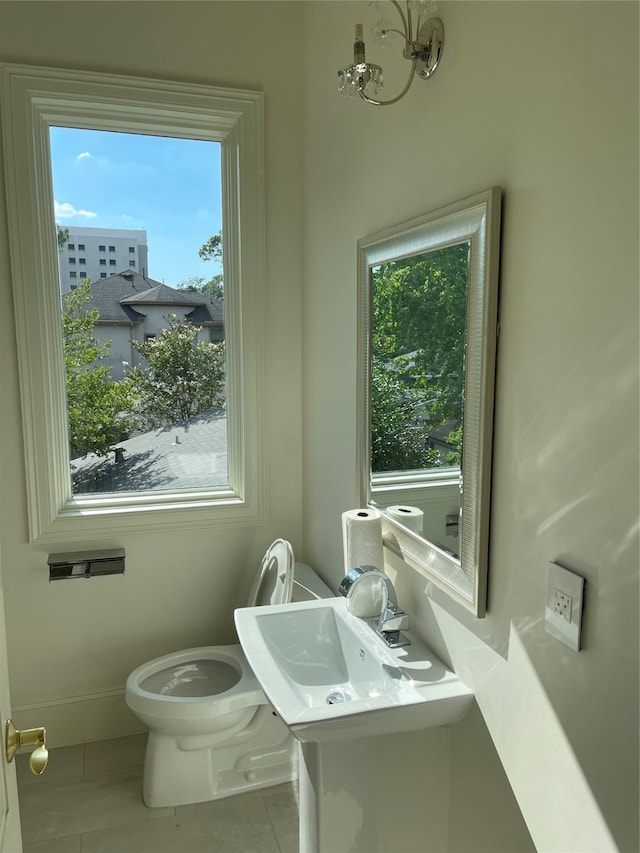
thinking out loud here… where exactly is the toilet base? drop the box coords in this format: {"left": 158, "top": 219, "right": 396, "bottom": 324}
{"left": 142, "top": 705, "right": 297, "bottom": 807}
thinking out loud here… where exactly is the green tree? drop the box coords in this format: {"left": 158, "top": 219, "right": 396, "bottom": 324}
{"left": 63, "top": 282, "right": 136, "bottom": 458}
{"left": 176, "top": 232, "right": 224, "bottom": 299}
{"left": 130, "top": 315, "right": 225, "bottom": 427}
{"left": 177, "top": 274, "right": 223, "bottom": 300}
{"left": 57, "top": 225, "right": 69, "bottom": 253}
{"left": 371, "top": 355, "right": 441, "bottom": 472}
{"left": 371, "top": 243, "right": 469, "bottom": 471}
{"left": 198, "top": 232, "right": 222, "bottom": 263}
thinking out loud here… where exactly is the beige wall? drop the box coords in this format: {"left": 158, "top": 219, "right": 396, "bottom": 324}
{"left": 0, "top": 2, "right": 638, "bottom": 852}
{"left": 0, "top": 0, "right": 304, "bottom": 738}
{"left": 301, "top": 2, "right": 638, "bottom": 851}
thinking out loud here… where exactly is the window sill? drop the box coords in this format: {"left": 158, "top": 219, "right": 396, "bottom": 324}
{"left": 34, "top": 490, "right": 265, "bottom": 545}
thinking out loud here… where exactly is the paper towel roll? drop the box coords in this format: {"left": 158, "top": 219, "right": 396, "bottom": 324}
{"left": 386, "top": 504, "right": 424, "bottom": 535}
{"left": 341, "top": 508, "right": 384, "bottom": 575}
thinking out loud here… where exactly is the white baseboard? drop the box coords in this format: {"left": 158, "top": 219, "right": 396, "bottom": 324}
{"left": 11, "top": 688, "right": 146, "bottom": 748}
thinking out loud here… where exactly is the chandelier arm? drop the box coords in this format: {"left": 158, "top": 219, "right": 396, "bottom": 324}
{"left": 390, "top": 0, "right": 410, "bottom": 40}
{"left": 357, "top": 59, "right": 417, "bottom": 106}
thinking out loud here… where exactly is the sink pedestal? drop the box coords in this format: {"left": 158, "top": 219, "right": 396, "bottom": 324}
{"left": 298, "top": 727, "right": 451, "bottom": 853}
{"left": 235, "top": 596, "right": 474, "bottom": 851}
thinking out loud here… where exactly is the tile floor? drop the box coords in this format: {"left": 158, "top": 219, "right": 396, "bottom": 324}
{"left": 16, "top": 733, "right": 299, "bottom": 853}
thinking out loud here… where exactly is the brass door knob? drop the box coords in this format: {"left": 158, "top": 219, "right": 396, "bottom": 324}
{"left": 5, "top": 719, "right": 48, "bottom": 775}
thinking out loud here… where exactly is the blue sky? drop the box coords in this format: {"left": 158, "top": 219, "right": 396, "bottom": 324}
{"left": 49, "top": 127, "right": 222, "bottom": 287}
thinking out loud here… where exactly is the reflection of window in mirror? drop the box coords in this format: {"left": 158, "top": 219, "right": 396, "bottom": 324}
{"left": 50, "top": 127, "right": 225, "bottom": 497}
{"left": 371, "top": 242, "right": 470, "bottom": 476}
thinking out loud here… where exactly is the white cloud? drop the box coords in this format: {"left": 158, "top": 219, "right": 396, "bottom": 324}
{"left": 54, "top": 200, "right": 98, "bottom": 220}
{"left": 75, "top": 151, "right": 110, "bottom": 168}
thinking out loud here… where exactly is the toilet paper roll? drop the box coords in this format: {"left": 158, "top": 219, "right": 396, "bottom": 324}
{"left": 386, "top": 504, "right": 424, "bottom": 535}
{"left": 341, "top": 508, "right": 384, "bottom": 575}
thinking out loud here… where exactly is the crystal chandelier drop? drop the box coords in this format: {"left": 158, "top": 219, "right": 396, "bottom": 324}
{"left": 337, "top": 1, "right": 444, "bottom": 106}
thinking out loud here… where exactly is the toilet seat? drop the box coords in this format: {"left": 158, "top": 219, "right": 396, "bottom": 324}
{"left": 247, "top": 538, "right": 294, "bottom": 607}
{"left": 126, "top": 540, "right": 295, "bottom": 724}
{"left": 126, "top": 644, "right": 265, "bottom": 728}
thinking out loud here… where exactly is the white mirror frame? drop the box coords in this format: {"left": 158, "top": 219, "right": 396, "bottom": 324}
{"left": 357, "top": 188, "right": 501, "bottom": 617}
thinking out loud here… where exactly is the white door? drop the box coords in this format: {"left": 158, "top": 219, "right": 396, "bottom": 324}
{"left": 0, "top": 544, "right": 22, "bottom": 853}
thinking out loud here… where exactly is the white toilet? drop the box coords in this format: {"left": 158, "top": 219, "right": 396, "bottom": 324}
{"left": 125, "top": 540, "right": 333, "bottom": 808}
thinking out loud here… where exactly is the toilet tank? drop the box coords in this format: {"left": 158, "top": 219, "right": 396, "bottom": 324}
{"left": 291, "top": 562, "right": 334, "bottom": 602}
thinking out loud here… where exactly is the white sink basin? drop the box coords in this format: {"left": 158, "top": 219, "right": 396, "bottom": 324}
{"left": 234, "top": 596, "right": 473, "bottom": 743}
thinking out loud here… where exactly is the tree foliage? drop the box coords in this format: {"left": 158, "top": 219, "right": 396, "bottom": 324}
{"left": 177, "top": 232, "right": 223, "bottom": 299}
{"left": 178, "top": 274, "right": 223, "bottom": 300}
{"left": 198, "top": 232, "right": 222, "bottom": 263}
{"left": 57, "top": 225, "right": 69, "bottom": 253}
{"left": 371, "top": 243, "right": 469, "bottom": 472}
{"left": 371, "top": 355, "right": 441, "bottom": 472}
{"left": 130, "top": 315, "right": 225, "bottom": 428}
{"left": 63, "top": 283, "right": 136, "bottom": 459}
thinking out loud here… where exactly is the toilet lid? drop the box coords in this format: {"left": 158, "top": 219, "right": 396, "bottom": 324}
{"left": 247, "top": 539, "right": 294, "bottom": 607}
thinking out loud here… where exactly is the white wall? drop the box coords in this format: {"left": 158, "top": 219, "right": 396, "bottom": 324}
{"left": 301, "top": 2, "right": 638, "bottom": 852}
{"left": 0, "top": 0, "right": 304, "bottom": 742}
{"left": 0, "top": 2, "right": 637, "bottom": 851}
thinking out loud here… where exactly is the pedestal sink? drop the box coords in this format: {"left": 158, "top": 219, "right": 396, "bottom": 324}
{"left": 234, "top": 596, "right": 473, "bottom": 743}
{"left": 236, "top": 596, "right": 474, "bottom": 853}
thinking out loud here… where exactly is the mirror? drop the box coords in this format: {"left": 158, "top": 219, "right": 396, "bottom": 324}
{"left": 357, "top": 188, "right": 501, "bottom": 616}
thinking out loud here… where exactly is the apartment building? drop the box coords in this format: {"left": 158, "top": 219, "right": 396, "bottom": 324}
{"left": 58, "top": 225, "right": 148, "bottom": 292}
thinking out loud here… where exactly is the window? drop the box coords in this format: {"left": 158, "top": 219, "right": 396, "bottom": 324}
{"left": 79, "top": 257, "right": 86, "bottom": 264}
{"left": 69, "top": 271, "right": 77, "bottom": 279}
{"left": 99, "top": 259, "right": 106, "bottom": 266}
{"left": 109, "top": 259, "right": 116, "bottom": 266}
{"left": 109, "top": 245, "right": 115, "bottom": 252}
{"left": 68, "top": 243, "right": 75, "bottom": 250}
{"left": 129, "top": 247, "right": 135, "bottom": 254}
{"left": 129, "top": 260, "right": 135, "bottom": 267}
{"left": 1, "top": 63, "right": 265, "bottom": 542}
{"left": 70, "top": 284, "right": 77, "bottom": 290}
{"left": 78, "top": 243, "right": 85, "bottom": 250}
{"left": 69, "top": 257, "right": 75, "bottom": 264}
{"left": 100, "top": 273, "right": 107, "bottom": 278}
{"left": 99, "top": 245, "right": 105, "bottom": 251}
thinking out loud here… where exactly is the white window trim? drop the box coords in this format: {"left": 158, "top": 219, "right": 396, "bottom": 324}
{"left": 1, "top": 63, "right": 266, "bottom": 544}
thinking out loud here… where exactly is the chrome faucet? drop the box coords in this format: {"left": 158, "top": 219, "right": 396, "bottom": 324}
{"left": 338, "top": 566, "right": 411, "bottom": 648}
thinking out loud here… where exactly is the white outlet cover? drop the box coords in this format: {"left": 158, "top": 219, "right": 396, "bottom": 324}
{"left": 545, "top": 561, "right": 585, "bottom": 651}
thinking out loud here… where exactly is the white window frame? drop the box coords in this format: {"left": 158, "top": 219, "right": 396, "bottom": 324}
{"left": 1, "top": 63, "right": 266, "bottom": 544}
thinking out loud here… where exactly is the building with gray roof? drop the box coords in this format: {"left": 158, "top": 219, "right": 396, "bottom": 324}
{"left": 69, "top": 269, "right": 224, "bottom": 379}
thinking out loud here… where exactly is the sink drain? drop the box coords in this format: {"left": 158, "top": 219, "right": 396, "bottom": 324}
{"left": 326, "top": 690, "right": 352, "bottom": 705}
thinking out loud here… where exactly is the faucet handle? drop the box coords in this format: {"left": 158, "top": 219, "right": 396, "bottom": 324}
{"left": 381, "top": 608, "right": 409, "bottom": 632}
{"left": 379, "top": 605, "right": 411, "bottom": 647}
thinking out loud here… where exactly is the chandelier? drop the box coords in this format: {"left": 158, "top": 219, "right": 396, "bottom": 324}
{"left": 337, "top": 1, "right": 445, "bottom": 106}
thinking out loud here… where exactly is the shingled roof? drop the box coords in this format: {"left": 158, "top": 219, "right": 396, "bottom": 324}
{"left": 71, "top": 409, "right": 228, "bottom": 493}
{"left": 120, "top": 283, "right": 199, "bottom": 306}
{"left": 72, "top": 270, "right": 223, "bottom": 326}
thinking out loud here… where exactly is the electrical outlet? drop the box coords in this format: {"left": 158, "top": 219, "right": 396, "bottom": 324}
{"left": 553, "top": 589, "right": 572, "bottom": 622}
{"left": 545, "top": 561, "right": 585, "bottom": 651}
